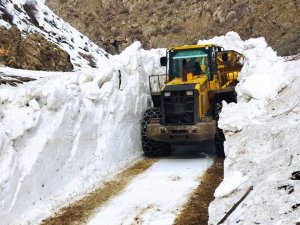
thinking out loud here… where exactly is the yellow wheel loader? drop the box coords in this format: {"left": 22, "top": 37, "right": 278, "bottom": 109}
{"left": 141, "top": 44, "right": 243, "bottom": 157}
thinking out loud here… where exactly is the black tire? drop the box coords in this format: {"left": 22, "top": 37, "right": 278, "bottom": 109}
{"left": 215, "top": 127, "right": 225, "bottom": 157}
{"left": 213, "top": 103, "right": 225, "bottom": 158}
{"left": 141, "top": 108, "right": 171, "bottom": 157}
{"left": 213, "top": 102, "right": 222, "bottom": 121}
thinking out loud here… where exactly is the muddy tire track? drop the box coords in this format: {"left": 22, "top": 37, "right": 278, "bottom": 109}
{"left": 174, "top": 158, "right": 224, "bottom": 225}
{"left": 40, "top": 158, "right": 157, "bottom": 225}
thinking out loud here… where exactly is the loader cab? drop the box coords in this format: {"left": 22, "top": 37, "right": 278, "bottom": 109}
{"left": 160, "top": 45, "right": 220, "bottom": 82}
{"left": 169, "top": 49, "right": 209, "bottom": 81}
{"left": 154, "top": 45, "right": 221, "bottom": 123}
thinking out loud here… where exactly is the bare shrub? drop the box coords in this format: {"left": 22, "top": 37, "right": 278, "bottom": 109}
{"left": 171, "top": 25, "right": 182, "bottom": 34}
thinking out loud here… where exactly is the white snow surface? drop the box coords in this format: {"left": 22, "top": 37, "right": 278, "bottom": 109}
{"left": 199, "top": 31, "right": 288, "bottom": 132}
{"left": 0, "top": 0, "right": 109, "bottom": 69}
{"left": 87, "top": 156, "right": 213, "bottom": 225}
{"left": 0, "top": 41, "right": 165, "bottom": 224}
{"left": 199, "top": 33, "right": 300, "bottom": 224}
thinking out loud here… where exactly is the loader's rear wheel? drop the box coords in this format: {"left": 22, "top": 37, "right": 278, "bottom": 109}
{"left": 215, "top": 128, "right": 225, "bottom": 157}
{"left": 141, "top": 108, "right": 171, "bottom": 157}
{"left": 214, "top": 103, "right": 225, "bottom": 158}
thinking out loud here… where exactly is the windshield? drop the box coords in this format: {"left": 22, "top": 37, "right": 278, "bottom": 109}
{"left": 169, "top": 49, "right": 209, "bottom": 80}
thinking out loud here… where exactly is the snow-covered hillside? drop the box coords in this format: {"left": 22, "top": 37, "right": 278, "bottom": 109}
{"left": 198, "top": 33, "right": 300, "bottom": 225}
{"left": 0, "top": 0, "right": 108, "bottom": 69}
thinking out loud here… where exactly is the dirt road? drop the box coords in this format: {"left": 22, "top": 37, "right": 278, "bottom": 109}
{"left": 174, "top": 158, "right": 224, "bottom": 225}
{"left": 40, "top": 158, "right": 158, "bottom": 225}
{"left": 41, "top": 144, "right": 223, "bottom": 225}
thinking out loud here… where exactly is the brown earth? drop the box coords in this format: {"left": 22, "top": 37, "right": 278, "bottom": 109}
{"left": 40, "top": 158, "right": 158, "bottom": 225}
{"left": 46, "top": 0, "right": 300, "bottom": 56}
{"left": 0, "top": 26, "right": 73, "bottom": 71}
{"left": 174, "top": 158, "right": 224, "bottom": 225}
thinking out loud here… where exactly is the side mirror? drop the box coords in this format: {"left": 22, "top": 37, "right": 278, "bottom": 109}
{"left": 160, "top": 57, "right": 167, "bottom": 67}
{"left": 222, "top": 53, "right": 229, "bottom": 62}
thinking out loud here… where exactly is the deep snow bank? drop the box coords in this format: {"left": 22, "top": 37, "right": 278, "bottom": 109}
{"left": 199, "top": 33, "right": 300, "bottom": 224}
{"left": 0, "top": 1, "right": 169, "bottom": 223}
{"left": 0, "top": 42, "right": 165, "bottom": 224}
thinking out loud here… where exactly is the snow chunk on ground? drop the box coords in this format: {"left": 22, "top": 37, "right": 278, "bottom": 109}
{"left": 236, "top": 37, "right": 287, "bottom": 101}
{"left": 218, "top": 100, "right": 266, "bottom": 132}
{"left": 198, "top": 31, "right": 244, "bottom": 53}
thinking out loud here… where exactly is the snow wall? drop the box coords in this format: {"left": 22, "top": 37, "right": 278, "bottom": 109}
{"left": 0, "top": 42, "right": 165, "bottom": 224}
{"left": 0, "top": 0, "right": 164, "bottom": 223}
{"left": 198, "top": 33, "right": 300, "bottom": 224}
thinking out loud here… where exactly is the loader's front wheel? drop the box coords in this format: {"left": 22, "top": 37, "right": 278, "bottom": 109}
{"left": 141, "top": 108, "right": 171, "bottom": 157}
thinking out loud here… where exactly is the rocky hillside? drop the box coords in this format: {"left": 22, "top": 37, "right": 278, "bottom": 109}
{"left": 0, "top": 0, "right": 109, "bottom": 71}
{"left": 46, "top": 0, "right": 300, "bottom": 56}
{"left": 0, "top": 26, "right": 73, "bottom": 71}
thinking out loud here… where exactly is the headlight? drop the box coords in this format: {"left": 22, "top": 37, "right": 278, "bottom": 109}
{"left": 186, "top": 90, "right": 193, "bottom": 96}
{"left": 164, "top": 92, "right": 171, "bottom": 97}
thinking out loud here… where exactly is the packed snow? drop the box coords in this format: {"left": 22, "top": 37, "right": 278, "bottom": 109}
{"left": 88, "top": 154, "right": 213, "bottom": 225}
{"left": 198, "top": 32, "right": 300, "bottom": 225}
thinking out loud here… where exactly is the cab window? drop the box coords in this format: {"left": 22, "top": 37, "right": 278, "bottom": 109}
{"left": 169, "top": 49, "right": 209, "bottom": 80}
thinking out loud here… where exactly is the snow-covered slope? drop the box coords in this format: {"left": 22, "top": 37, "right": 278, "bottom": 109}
{"left": 0, "top": 0, "right": 108, "bottom": 69}
{"left": 0, "top": 42, "right": 165, "bottom": 224}
{"left": 199, "top": 33, "right": 300, "bottom": 224}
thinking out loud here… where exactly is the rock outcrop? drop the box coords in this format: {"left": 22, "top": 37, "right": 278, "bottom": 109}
{"left": 46, "top": 0, "right": 300, "bottom": 56}
{"left": 0, "top": 26, "right": 73, "bottom": 71}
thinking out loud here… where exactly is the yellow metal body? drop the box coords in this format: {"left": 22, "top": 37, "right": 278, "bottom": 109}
{"left": 162, "top": 45, "right": 243, "bottom": 121}
{"left": 146, "top": 44, "right": 243, "bottom": 146}
{"left": 165, "top": 75, "right": 210, "bottom": 118}
{"left": 168, "top": 44, "right": 216, "bottom": 51}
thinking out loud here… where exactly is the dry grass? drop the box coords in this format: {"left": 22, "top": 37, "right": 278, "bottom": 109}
{"left": 0, "top": 74, "right": 36, "bottom": 86}
{"left": 174, "top": 158, "right": 224, "bottom": 225}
